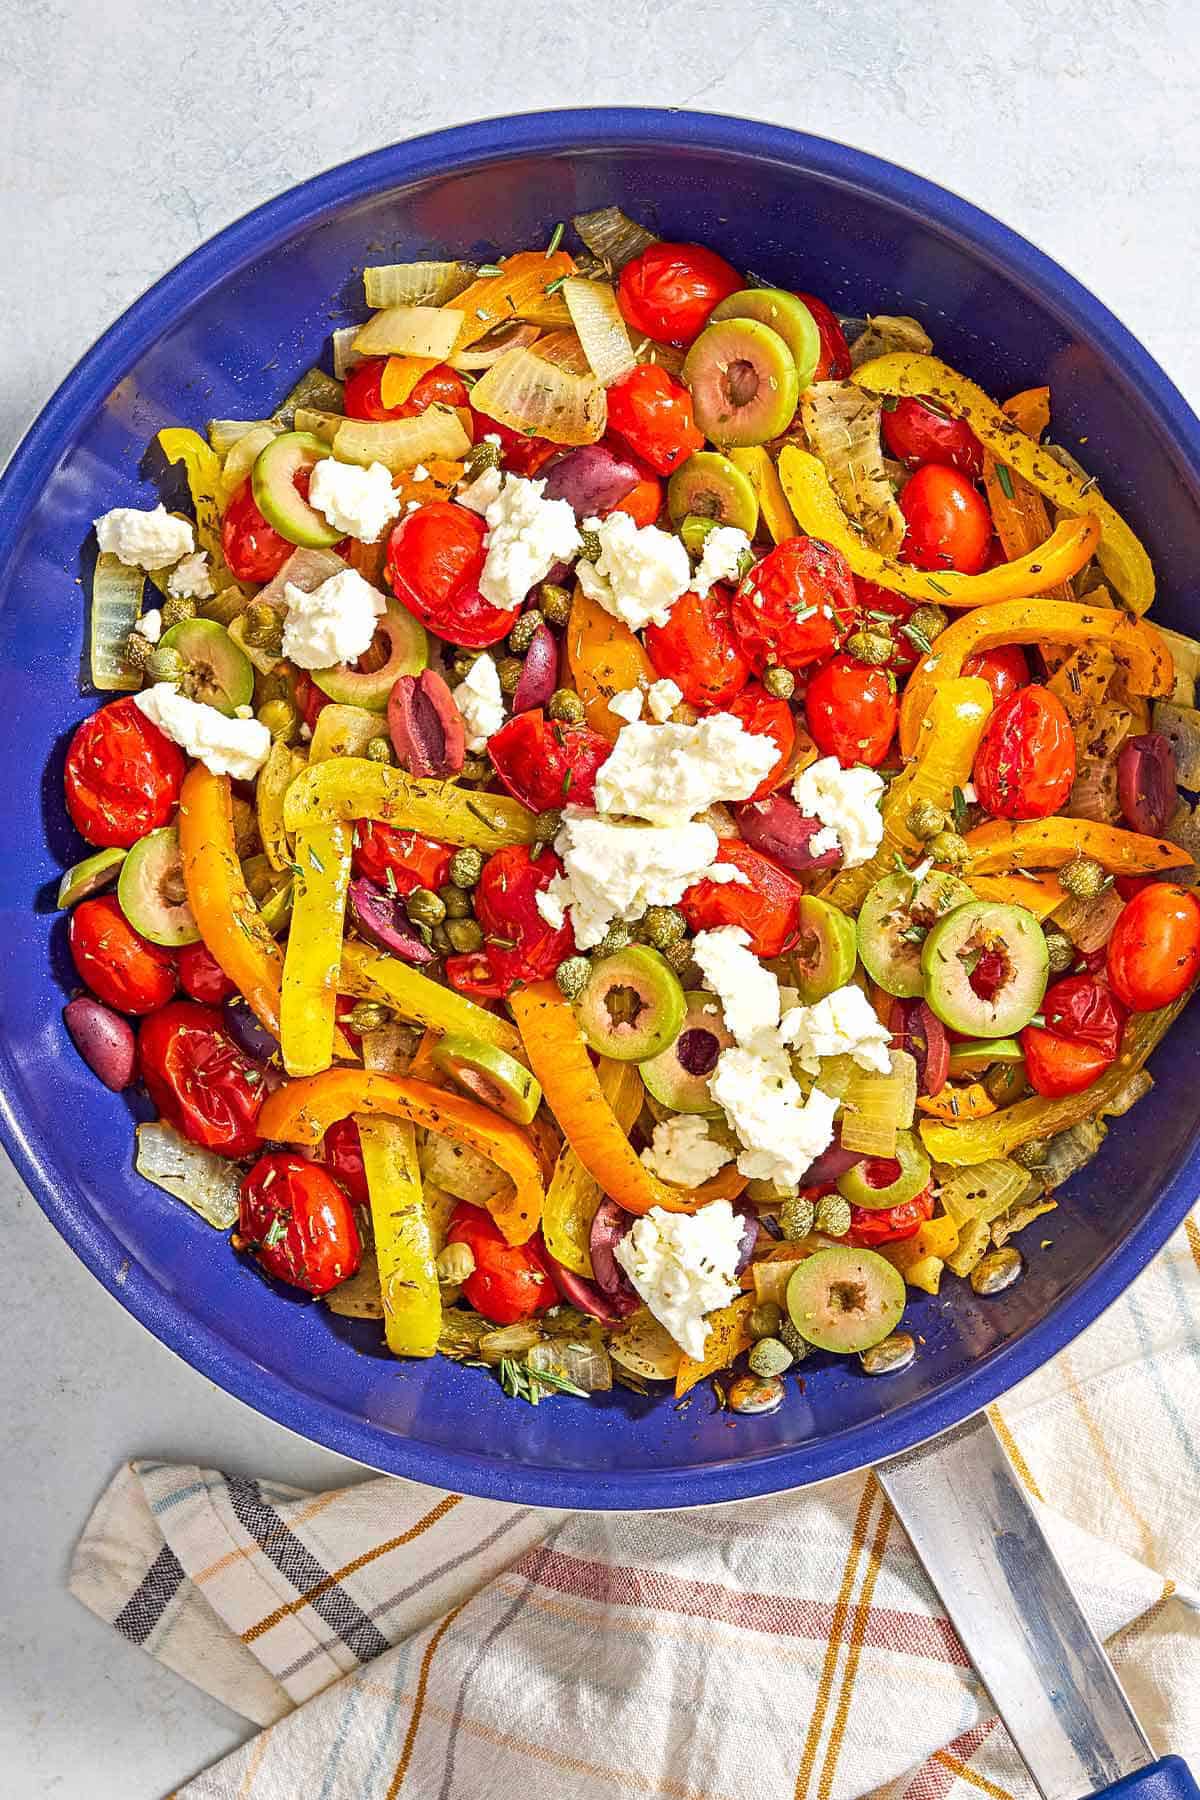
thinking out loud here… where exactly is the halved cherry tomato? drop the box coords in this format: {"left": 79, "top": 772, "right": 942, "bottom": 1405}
{"left": 845, "top": 1184, "right": 935, "bottom": 1247}
{"left": 617, "top": 242, "right": 743, "bottom": 346}
{"left": 730, "top": 536, "right": 855, "bottom": 673}
{"left": 444, "top": 952, "right": 505, "bottom": 1000}
{"left": 320, "top": 1116, "right": 370, "bottom": 1207}
{"left": 804, "top": 654, "right": 897, "bottom": 767}
{"left": 962, "top": 643, "right": 1030, "bottom": 708}
{"left": 291, "top": 671, "right": 331, "bottom": 733}
{"left": 607, "top": 473, "right": 662, "bottom": 527}
{"left": 470, "top": 410, "right": 557, "bottom": 477}
{"left": 138, "top": 1001, "right": 264, "bottom": 1157}
{"left": 1043, "top": 974, "right": 1126, "bottom": 1056}
{"left": 343, "top": 357, "right": 468, "bottom": 421}
{"left": 475, "top": 843, "right": 575, "bottom": 992}
{"left": 238, "top": 1150, "right": 362, "bottom": 1295}
{"left": 795, "top": 293, "right": 851, "bottom": 381}
{"left": 69, "top": 893, "right": 178, "bottom": 1015}
{"left": 973, "top": 685, "right": 1076, "bottom": 820}
{"left": 680, "top": 837, "right": 803, "bottom": 958}
{"left": 352, "top": 821, "right": 452, "bottom": 896}
{"left": 644, "top": 585, "right": 751, "bottom": 709}
{"left": 446, "top": 1200, "right": 555, "bottom": 1324}
{"left": 605, "top": 364, "right": 704, "bottom": 475}
{"left": 64, "top": 696, "right": 186, "bottom": 849}
{"left": 1021, "top": 1027, "right": 1115, "bottom": 1098}
{"left": 852, "top": 580, "right": 921, "bottom": 675}
{"left": 177, "top": 940, "right": 236, "bottom": 1005}
{"left": 487, "top": 710, "right": 612, "bottom": 814}
{"left": 221, "top": 478, "right": 294, "bottom": 583}
{"left": 882, "top": 397, "right": 984, "bottom": 479}
{"left": 385, "top": 501, "right": 518, "bottom": 648}
{"left": 899, "top": 464, "right": 991, "bottom": 574}
{"left": 1107, "top": 883, "right": 1200, "bottom": 1012}
{"left": 724, "top": 680, "right": 796, "bottom": 797}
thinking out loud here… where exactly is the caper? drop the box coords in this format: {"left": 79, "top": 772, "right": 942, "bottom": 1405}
{"left": 1059, "top": 855, "right": 1106, "bottom": 900}
{"left": 146, "top": 645, "right": 186, "bottom": 685}
{"left": 815, "top": 1193, "right": 852, "bottom": 1237}
{"left": 640, "top": 905, "right": 686, "bottom": 949}
{"left": 970, "top": 1247, "right": 1023, "bottom": 1295}
{"left": 748, "top": 1336, "right": 794, "bottom": 1378}
{"left": 430, "top": 922, "right": 452, "bottom": 954}
{"left": 508, "top": 609, "right": 544, "bottom": 654}
{"left": 160, "top": 592, "right": 197, "bottom": 629}
{"left": 257, "top": 697, "right": 300, "bottom": 744}
{"left": 859, "top": 1331, "right": 916, "bottom": 1375}
{"left": 365, "top": 735, "right": 394, "bottom": 764}
{"left": 464, "top": 439, "right": 501, "bottom": 479}
{"left": 438, "top": 884, "right": 472, "bottom": 920}
{"left": 1043, "top": 928, "right": 1076, "bottom": 975}
{"left": 748, "top": 1301, "right": 783, "bottom": 1341}
{"left": 437, "top": 1241, "right": 477, "bottom": 1284}
{"left": 907, "top": 799, "right": 948, "bottom": 841}
{"left": 449, "top": 846, "right": 484, "bottom": 888}
{"left": 539, "top": 582, "right": 572, "bottom": 626}
{"left": 778, "top": 1319, "right": 809, "bottom": 1362}
{"left": 459, "top": 753, "right": 491, "bottom": 782}
{"left": 762, "top": 664, "right": 795, "bottom": 700}
{"left": 555, "top": 955, "right": 591, "bottom": 999}
{"left": 123, "top": 631, "right": 155, "bottom": 671}
{"left": 727, "top": 1374, "right": 785, "bottom": 1415}
{"left": 547, "top": 688, "right": 585, "bottom": 725}
{"left": 927, "top": 829, "right": 972, "bottom": 870}
{"left": 780, "top": 1194, "right": 816, "bottom": 1241}
{"left": 242, "top": 601, "right": 284, "bottom": 653}
{"left": 496, "top": 656, "right": 524, "bottom": 696}
{"left": 446, "top": 917, "right": 484, "bottom": 953}
{"left": 452, "top": 652, "right": 480, "bottom": 682}
{"left": 662, "top": 941, "right": 697, "bottom": 977}
{"left": 342, "top": 1000, "right": 393, "bottom": 1035}
{"left": 578, "top": 527, "right": 602, "bottom": 563}
{"left": 846, "top": 628, "right": 894, "bottom": 667}
{"left": 594, "top": 920, "right": 632, "bottom": 956}
{"left": 907, "top": 602, "right": 948, "bottom": 643}
{"left": 533, "top": 808, "right": 563, "bottom": 842}
{"left": 406, "top": 887, "right": 446, "bottom": 929}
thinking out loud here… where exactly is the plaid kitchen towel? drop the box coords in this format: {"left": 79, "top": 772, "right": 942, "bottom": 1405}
{"left": 71, "top": 1216, "right": 1200, "bottom": 1800}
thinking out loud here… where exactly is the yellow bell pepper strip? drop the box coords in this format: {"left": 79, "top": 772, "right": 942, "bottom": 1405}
{"left": 728, "top": 446, "right": 799, "bottom": 544}
{"left": 156, "top": 427, "right": 242, "bottom": 598}
{"left": 675, "top": 1294, "right": 756, "bottom": 1399}
{"left": 778, "top": 445, "right": 1100, "bottom": 610}
{"left": 819, "top": 677, "right": 993, "bottom": 912}
{"left": 339, "top": 939, "right": 522, "bottom": 1056}
{"left": 380, "top": 355, "right": 438, "bottom": 409}
{"left": 897, "top": 598, "right": 1173, "bottom": 755}
{"left": 178, "top": 766, "right": 285, "bottom": 1036}
{"left": 449, "top": 251, "right": 576, "bottom": 351}
{"left": 965, "top": 817, "right": 1193, "bottom": 876}
{"left": 852, "top": 354, "right": 1153, "bottom": 612}
{"left": 878, "top": 1240, "right": 945, "bottom": 1295}
{"left": 258, "top": 1069, "right": 545, "bottom": 1245}
{"left": 280, "top": 823, "right": 352, "bottom": 1076}
{"left": 282, "top": 757, "right": 537, "bottom": 848}
{"left": 510, "top": 982, "right": 747, "bottom": 1216}
{"left": 968, "top": 873, "right": 1066, "bottom": 920}
{"left": 256, "top": 740, "right": 302, "bottom": 874}
{"left": 917, "top": 1083, "right": 997, "bottom": 1121}
{"left": 543, "top": 1061, "right": 642, "bottom": 1277}
{"left": 566, "top": 586, "right": 658, "bottom": 740}
{"left": 356, "top": 1113, "right": 440, "bottom": 1357}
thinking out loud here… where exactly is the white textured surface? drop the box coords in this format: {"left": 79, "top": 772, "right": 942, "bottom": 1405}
{"left": 2, "top": 2, "right": 1199, "bottom": 1792}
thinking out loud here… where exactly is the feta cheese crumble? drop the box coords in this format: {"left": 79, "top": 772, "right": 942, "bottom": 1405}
{"left": 166, "top": 552, "right": 214, "bottom": 601}
{"left": 463, "top": 470, "right": 581, "bottom": 610}
{"left": 455, "top": 654, "right": 505, "bottom": 752}
{"left": 132, "top": 609, "right": 162, "bottom": 644}
{"left": 614, "top": 1200, "right": 744, "bottom": 1358}
{"left": 281, "top": 569, "right": 387, "bottom": 670}
{"left": 308, "top": 458, "right": 400, "bottom": 544}
{"left": 576, "top": 511, "right": 690, "bottom": 631}
{"left": 608, "top": 686, "right": 645, "bottom": 725}
{"left": 544, "top": 810, "right": 739, "bottom": 950}
{"left": 709, "top": 1041, "right": 840, "bottom": 1190}
{"left": 646, "top": 677, "right": 683, "bottom": 722}
{"left": 692, "top": 524, "right": 752, "bottom": 597}
{"left": 593, "top": 713, "right": 777, "bottom": 827}
{"left": 780, "top": 983, "right": 894, "bottom": 1077}
{"left": 640, "top": 1114, "right": 733, "bottom": 1188}
{"left": 792, "top": 756, "right": 886, "bottom": 868}
{"left": 691, "top": 926, "right": 781, "bottom": 1048}
{"left": 133, "top": 684, "right": 271, "bottom": 781}
{"left": 95, "top": 504, "right": 194, "bottom": 570}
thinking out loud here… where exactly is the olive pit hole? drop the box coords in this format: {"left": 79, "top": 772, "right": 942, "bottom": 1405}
{"left": 604, "top": 983, "right": 646, "bottom": 1029}
{"left": 831, "top": 1280, "right": 868, "bottom": 1316}
{"left": 676, "top": 1027, "right": 720, "bottom": 1077}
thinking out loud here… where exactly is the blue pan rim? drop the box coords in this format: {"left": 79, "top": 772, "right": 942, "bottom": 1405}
{"left": 3, "top": 106, "right": 1199, "bottom": 1509}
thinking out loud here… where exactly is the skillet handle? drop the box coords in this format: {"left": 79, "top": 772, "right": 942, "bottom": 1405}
{"left": 878, "top": 1412, "right": 1196, "bottom": 1800}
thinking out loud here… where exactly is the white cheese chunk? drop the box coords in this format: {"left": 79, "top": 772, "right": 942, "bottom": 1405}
{"left": 166, "top": 551, "right": 214, "bottom": 600}
{"left": 281, "top": 568, "right": 387, "bottom": 670}
{"left": 455, "top": 654, "right": 505, "bottom": 752}
{"left": 608, "top": 686, "right": 645, "bottom": 725}
{"left": 692, "top": 525, "right": 752, "bottom": 598}
{"left": 133, "top": 684, "right": 270, "bottom": 781}
{"left": 646, "top": 677, "right": 683, "bottom": 722}
{"left": 95, "top": 504, "right": 194, "bottom": 570}
{"left": 133, "top": 609, "right": 162, "bottom": 644}
{"left": 308, "top": 458, "right": 400, "bottom": 544}
{"left": 576, "top": 511, "right": 690, "bottom": 631}
{"left": 545, "top": 809, "right": 739, "bottom": 950}
{"left": 593, "top": 713, "right": 777, "bottom": 827}
{"left": 691, "top": 926, "right": 781, "bottom": 1048}
{"left": 640, "top": 1115, "right": 733, "bottom": 1188}
{"left": 709, "top": 1040, "right": 840, "bottom": 1190}
{"left": 780, "top": 983, "right": 893, "bottom": 1076}
{"left": 614, "top": 1200, "right": 744, "bottom": 1358}
{"left": 792, "top": 756, "right": 885, "bottom": 868}
{"left": 468, "top": 471, "right": 581, "bottom": 610}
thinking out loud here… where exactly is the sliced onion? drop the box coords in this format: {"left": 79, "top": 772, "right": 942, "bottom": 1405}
{"left": 291, "top": 408, "right": 343, "bottom": 445}
{"left": 470, "top": 347, "right": 606, "bottom": 446}
{"left": 352, "top": 306, "right": 464, "bottom": 361}
{"left": 451, "top": 321, "right": 542, "bottom": 372}
{"left": 532, "top": 329, "right": 592, "bottom": 375}
{"left": 90, "top": 553, "right": 144, "bottom": 692}
{"left": 135, "top": 1121, "right": 242, "bottom": 1230}
{"left": 1067, "top": 753, "right": 1122, "bottom": 823}
{"left": 528, "top": 1337, "right": 613, "bottom": 1393}
{"left": 332, "top": 326, "right": 368, "bottom": 380}
{"left": 848, "top": 314, "right": 933, "bottom": 368}
{"left": 363, "top": 260, "right": 478, "bottom": 309}
{"left": 220, "top": 423, "right": 279, "bottom": 509}
{"left": 562, "top": 278, "right": 636, "bottom": 387}
{"left": 802, "top": 381, "right": 904, "bottom": 553}
{"left": 276, "top": 366, "right": 344, "bottom": 427}
{"left": 207, "top": 418, "right": 275, "bottom": 455}
{"left": 631, "top": 338, "right": 687, "bottom": 380}
{"left": 333, "top": 406, "right": 471, "bottom": 472}
{"left": 1151, "top": 700, "right": 1200, "bottom": 789}
{"left": 511, "top": 623, "right": 559, "bottom": 712}
{"left": 1053, "top": 885, "right": 1124, "bottom": 954}
{"left": 256, "top": 545, "right": 347, "bottom": 610}
{"left": 572, "top": 206, "right": 657, "bottom": 270}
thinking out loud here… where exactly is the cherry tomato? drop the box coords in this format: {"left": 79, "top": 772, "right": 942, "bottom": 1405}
{"left": 238, "top": 1151, "right": 362, "bottom": 1295}
{"left": 617, "top": 242, "right": 742, "bottom": 346}
{"left": 1043, "top": 974, "right": 1126, "bottom": 1056}
{"left": 64, "top": 697, "right": 186, "bottom": 849}
{"left": 973, "top": 685, "right": 1076, "bottom": 820}
{"left": 352, "top": 822, "right": 452, "bottom": 897}
{"left": 881, "top": 397, "right": 984, "bottom": 479}
{"left": 607, "top": 473, "right": 662, "bottom": 527}
{"left": 177, "top": 941, "right": 236, "bottom": 1005}
{"left": 475, "top": 843, "right": 575, "bottom": 992}
{"left": 445, "top": 1200, "right": 556, "bottom": 1324}
{"left": 221, "top": 478, "right": 294, "bottom": 583}
{"left": 845, "top": 1184, "right": 935, "bottom": 1248}
{"left": 724, "top": 680, "right": 796, "bottom": 796}
{"left": 291, "top": 671, "right": 331, "bottom": 733}
{"left": 804, "top": 654, "right": 898, "bottom": 768}
{"left": 605, "top": 364, "right": 704, "bottom": 475}
{"left": 852, "top": 580, "right": 921, "bottom": 675}
{"left": 962, "top": 643, "right": 1030, "bottom": 708}
{"left": 1107, "top": 883, "right": 1200, "bottom": 1012}
{"left": 469, "top": 410, "right": 557, "bottom": 478}
{"left": 1021, "top": 1027, "right": 1115, "bottom": 1099}
{"left": 320, "top": 1116, "right": 370, "bottom": 1207}
{"left": 644, "top": 585, "right": 751, "bottom": 709}
{"left": 138, "top": 1001, "right": 264, "bottom": 1157}
{"left": 487, "top": 709, "right": 611, "bottom": 814}
{"left": 343, "top": 357, "right": 468, "bottom": 421}
{"left": 385, "top": 502, "right": 519, "bottom": 648}
{"left": 69, "top": 894, "right": 178, "bottom": 1015}
{"left": 795, "top": 293, "right": 851, "bottom": 381}
{"left": 680, "top": 837, "right": 803, "bottom": 958}
{"left": 899, "top": 464, "right": 991, "bottom": 574}
{"left": 444, "top": 951, "right": 506, "bottom": 1000}
{"left": 731, "top": 536, "right": 855, "bottom": 673}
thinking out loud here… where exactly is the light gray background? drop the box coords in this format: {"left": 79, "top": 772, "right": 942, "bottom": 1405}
{"left": 3, "top": 2, "right": 1199, "bottom": 1793}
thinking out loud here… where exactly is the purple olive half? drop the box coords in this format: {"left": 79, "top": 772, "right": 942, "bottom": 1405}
{"left": 63, "top": 998, "right": 135, "bottom": 1091}
{"left": 223, "top": 993, "right": 279, "bottom": 1062}
{"left": 889, "top": 997, "right": 949, "bottom": 1096}
{"left": 588, "top": 1197, "right": 641, "bottom": 1304}
{"left": 542, "top": 444, "right": 640, "bottom": 520}
{"left": 735, "top": 795, "right": 842, "bottom": 871}
{"left": 732, "top": 1199, "right": 760, "bottom": 1274}
{"left": 387, "top": 669, "right": 466, "bottom": 778}
{"left": 544, "top": 1249, "right": 640, "bottom": 1322}
{"left": 796, "top": 1136, "right": 868, "bottom": 1188}
{"left": 511, "top": 623, "right": 559, "bottom": 714}
{"left": 1117, "top": 732, "right": 1177, "bottom": 837}
{"left": 348, "top": 877, "right": 437, "bottom": 965}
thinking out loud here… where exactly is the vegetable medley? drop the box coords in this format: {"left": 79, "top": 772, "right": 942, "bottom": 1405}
{"left": 56, "top": 206, "right": 1200, "bottom": 1411}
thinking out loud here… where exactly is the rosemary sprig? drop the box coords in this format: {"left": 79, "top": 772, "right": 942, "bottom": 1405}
{"left": 498, "top": 1358, "right": 588, "bottom": 1403}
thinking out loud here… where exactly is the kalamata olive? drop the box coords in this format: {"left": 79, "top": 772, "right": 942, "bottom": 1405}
{"left": 732, "top": 1200, "right": 760, "bottom": 1274}
{"left": 735, "top": 795, "right": 843, "bottom": 871}
{"left": 541, "top": 444, "right": 641, "bottom": 520}
{"left": 223, "top": 993, "right": 279, "bottom": 1062}
{"left": 890, "top": 998, "right": 949, "bottom": 1096}
{"left": 387, "top": 670, "right": 465, "bottom": 778}
{"left": 511, "top": 623, "right": 560, "bottom": 713}
{"left": 63, "top": 997, "right": 135, "bottom": 1091}
{"left": 588, "top": 1197, "right": 641, "bottom": 1303}
{"left": 1117, "top": 732, "right": 1177, "bottom": 837}
{"left": 349, "top": 877, "right": 437, "bottom": 964}
{"left": 544, "top": 1248, "right": 639, "bottom": 1321}
{"left": 796, "top": 1137, "right": 869, "bottom": 1187}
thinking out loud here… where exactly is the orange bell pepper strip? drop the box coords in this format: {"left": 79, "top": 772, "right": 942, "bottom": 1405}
{"left": 449, "top": 251, "right": 576, "bottom": 351}
{"left": 674, "top": 1293, "right": 756, "bottom": 1398}
{"left": 258, "top": 1069, "right": 545, "bottom": 1245}
{"left": 566, "top": 585, "right": 658, "bottom": 740}
{"left": 965, "top": 817, "right": 1193, "bottom": 876}
{"left": 178, "top": 765, "right": 285, "bottom": 1037}
{"left": 981, "top": 389, "right": 1073, "bottom": 605}
{"left": 898, "top": 599, "right": 1174, "bottom": 754}
{"left": 380, "top": 355, "right": 438, "bottom": 409}
{"left": 917, "top": 1083, "right": 997, "bottom": 1122}
{"left": 968, "top": 872, "right": 1066, "bottom": 919}
{"left": 509, "top": 982, "right": 747, "bottom": 1216}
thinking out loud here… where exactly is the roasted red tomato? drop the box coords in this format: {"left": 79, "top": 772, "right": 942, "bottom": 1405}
{"left": 320, "top": 1116, "right": 370, "bottom": 1208}
{"left": 724, "top": 680, "right": 796, "bottom": 797}
{"left": 680, "top": 837, "right": 803, "bottom": 957}
{"left": 1021, "top": 1028, "right": 1115, "bottom": 1099}
{"left": 470, "top": 410, "right": 557, "bottom": 478}
{"left": 386, "top": 501, "right": 518, "bottom": 648}
{"left": 221, "top": 477, "right": 294, "bottom": 583}
{"left": 444, "top": 951, "right": 506, "bottom": 1000}
{"left": 1107, "top": 883, "right": 1200, "bottom": 1012}
{"left": 352, "top": 822, "right": 452, "bottom": 897}
{"left": 617, "top": 242, "right": 742, "bottom": 345}
{"left": 605, "top": 364, "right": 704, "bottom": 474}
{"left": 138, "top": 1001, "right": 264, "bottom": 1157}
{"left": 804, "top": 654, "right": 898, "bottom": 767}
{"left": 64, "top": 697, "right": 186, "bottom": 848}
{"left": 475, "top": 843, "right": 575, "bottom": 991}
{"left": 445, "top": 1200, "right": 556, "bottom": 1324}
{"left": 238, "top": 1151, "right": 362, "bottom": 1295}
{"left": 731, "top": 536, "right": 855, "bottom": 673}
{"left": 644, "top": 585, "right": 751, "bottom": 709}
{"left": 176, "top": 940, "right": 236, "bottom": 1005}
{"left": 1043, "top": 974, "right": 1126, "bottom": 1056}
{"left": 795, "top": 292, "right": 851, "bottom": 381}
{"left": 882, "top": 397, "right": 984, "bottom": 478}
{"left": 899, "top": 464, "right": 991, "bottom": 574}
{"left": 343, "top": 357, "right": 468, "bottom": 421}
{"left": 487, "top": 710, "right": 612, "bottom": 813}
{"left": 962, "top": 643, "right": 1030, "bottom": 708}
{"left": 852, "top": 580, "right": 921, "bottom": 675}
{"left": 845, "top": 1184, "right": 935, "bottom": 1248}
{"left": 291, "top": 671, "right": 331, "bottom": 734}
{"left": 973, "top": 685, "right": 1076, "bottom": 819}
{"left": 607, "top": 472, "right": 663, "bottom": 527}
{"left": 69, "top": 894, "right": 178, "bottom": 1015}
